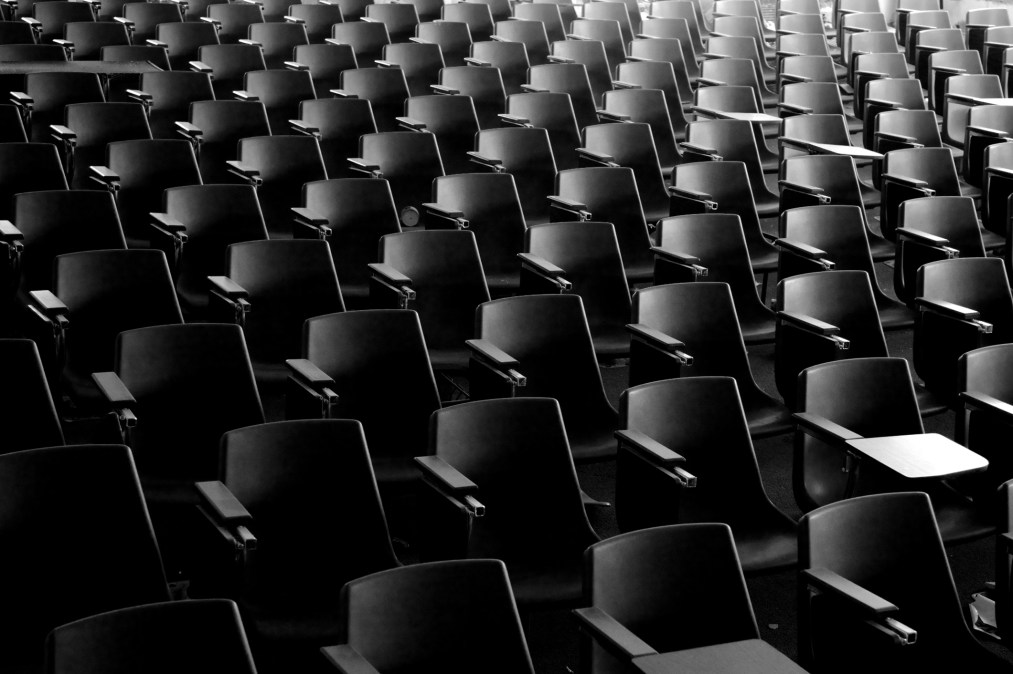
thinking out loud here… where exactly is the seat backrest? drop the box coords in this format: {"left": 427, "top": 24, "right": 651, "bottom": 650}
{"left": 115, "top": 323, "right": 265, "bottom": 481}
{"left": 527, "top": 61, "right": 599, "bottom": 130}
{"left": 303, "top": 310, "right": 440, "bottom": 461}
{"left": 0, "top": 339, "right": 65, "bottom": 450}
{"left": 504, "top": 91, "right": 580, "bottom": 169}
{"left": 0, "top": 444, "right": 169, "bottom": 670}
{"left": 898, "top": 195, "right": 985, "bottom": 258}
{"left": 46, "top": 599, "right": 257, "bottom": 674}
{"left": 156, "top": 21, "right": 219, "bottom": 70}
{"left": 63, "top": 21, "right": 129, "bottom": 60}
{"left": 300, "top": 177, "right": 398, "bottom": 304}
{"left": 582, "top": 121, "right": 672, "bottom": 215}
{"left": 287, "top": 3, "right": 345, "bottom": 43}
{"left": 429, "top": 397, "right": 597, "bottom": 556}
{"left": 943, "top": 73, "right": 1003, "bottom": 146}
{"left": 599, "top": 88, "right": 680, "bottom": 170}
{"left": 632, "top": 282, "right": 754, "bottom": 382}
{"left": 220, "top": 419, "right": 398, "bottom": 597}
{"left": 339, "top": 560, "right": 535, "bottom": 674}
{"left": 330, "top": 20, "right": 390, "bottom": 67}
{"left": 339, "top": 66, "right": 410, "bottom": 131}
{"left": 471, "top": 38, "right": 529, "bottom": 95}
{"left": 207, "top": 1, "right": 264, "bottom": 43}
{"left": 247, "top": 21, "right": 309, "bottom": 69}
{"left": 918, "top": 257, "right": 1013, "bottom": 340}
{"left": 378, "top": 230, "right": 489, "bottom": 354}
{"left": 441, "top": 2, "right": 494, "bottom": 42}
{"left": 53, "top": 249, "right": 182, "bottom": 385}
{"left": 365, "top": 1, "right": 420, "bottom": 43}
{"left": 474, "top": 126, "right": 556, "bottom": 222}
{"left": 585, "top": 522, "right": 758, "bottom": 674}
{"left": 187, "top": 100, "right": 270, "bottom": 183}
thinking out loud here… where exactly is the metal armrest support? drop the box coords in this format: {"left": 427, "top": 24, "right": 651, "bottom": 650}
{"left": 208, "top": 275, "right": 251, "bottom": 325}
{"left": 292, "top": 207, "right": 332, "bottom": 239}
{"left": 289, "top": 119, "right": 319, "bottom": 137}
{"left": 286, "top": 358, "right": 339, "bottom": 416}
{"left": 369, "top": 262, "right": 416, "bottom": 308}
{"left": 0, "top": 220, "right": 23, "bottom": 286}
{"left": 415, "top": 455, "right": 484, "bottom": 516}
{"left": 466, "top": 338, "right": 526, "bottom": 387}
{"left": 803, "top": 568, "right": 917, "bottom": 646}
{"left": 89, "top": 165, "right": 121, "bottom": 192}
{"left": 195, "top": 480, "right": 257, "bottom": 553}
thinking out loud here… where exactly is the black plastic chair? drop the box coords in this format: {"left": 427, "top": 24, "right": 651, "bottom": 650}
{"left": 798, "top": 491, "right": 1008, "bottom": 673}
{"left": 45, "top": 599, "right": 257, "bottom": 674}
{"left": 178, "top": 100, "right": 271, "bottom": 185}
{"left": 0, "top": 443, "right": 171, "bottom": 674}
{"left": 616, "top": 378, "right": 798, "bottom": 572}
{"left": 194, "top": 419, "right": 399, "bottom": 673}
{"left": 417, "top": 397, "right": 601, "bottom": 608}
{"left": 351, "top": 131, "right": 444, "bottom": 228}
{"left": 322, "top": 560, "right": 535, "bottom": 674}
{"left": 53, "top": 101, "right": 151, "bottom": 190}
{"left": 471, "top": 126, "right": 557, "bottom": 225}
{"left": 468, "top": 294, "right": 619, "bottom": 462}
{"left": 628, "top": 282, "right": 793, "bottom": 438}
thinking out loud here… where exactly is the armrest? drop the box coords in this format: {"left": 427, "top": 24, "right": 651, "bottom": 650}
{"left": 668, "top": 186, "right": 718, "bottom": 211}
{"left": 89, "top": 165, "right": 120, "bottom": 190}
{"left": 546, "top": 54, "right": 576, "bottom": 63}
{"left": 875, "top": 131, "right": 920, "bottom": 145}
{"left": 196, "top": 480, "right": 252, "bottom": 523}
{"left": 547, "top": 195, "right": 592, "bottom": 220}
{"left": 793, "top": 412, "right": 862, "bottom": 444}
{"left": 329, "top": 89, "right": 357, "bottom": 98}
{"left": 284, "top": 60, "right": 309, "bottom": 71}
{"left": 518, "top": 252, "right": 572, "bottom": 291}
{"left": 430, "top": 84, "right": 459, "bottom": 95}
{"left": 914, "top": 298, "right": 992, "bottom": 333}
{"left": 962, "top": 391, "right": 1013, "bottom": 425}
{"left": 286, "top": 358, "right": 335, "bottom": 389}
{"left": 864, "top": 98, "right": 903, "bottom": 111}
{"left": 780, "top": 73, "right": 813, "bottom": 84}
{"left": 238, "top": 39, "right": 262, "bottom": 47}
{"left": 415, "top": 455, "right": 480, "bottom": 496}
{"left": 347, "top": 157, "right": 382, "bottom": 178}
{"left": 932, "top": 66, "right": 966, "bottom": 75}
{"left": 28, "top": 289, "right": 68, "bottom": 320}
{"left": 466, "top": 151, "right": 504, "bottom": 171}
{"left": 651, "top": 246, "right": 709, "bottom": 278}
{"left": 289, "top": 119, "right": 320, "bottom": 137}
{"left": 369, "top": 262, "right": 415, "bottom": 294}
{"left": 150, "top": 212, "right": 187, "bottom": 235}
{"left": 944, "top": 93, "right": 984, "bottom": 106}
{"left": 466, "top": 338, "right": 519, "bottom": 370}
{"left": 679, "top": 141, "right": 722, "bottom": 160}
{"left": 226, "top": 160, "right": 263, "bottom": 186}
{"left": 802, "top": 568, "right": 901, "bottom": 617}
{"left": 896, "top": 227, "right": 951, "bottom": 247}
{"left": 189, "top": 60, "right": 212, "bottom": 73}
{"left": 596, "top": 111, "right": 632, "bottom": 123}
{"left": 9, "top": 91, "right": 31, "bottom": 110}
{"left": 986, "top": 165, "right": 1013, "bottom": 180}
{"left": 576, "top": 147, "right": 618, "bottom": 167}
{"left": 572, "top": 607, "right": 658, "bottom": 660}
{"left": 778, "top": 312, "right": 850, "bottom": 350}
{"left": 208, "top": 275, "right": 250, "bottom": 300}
{"left": 777, "top": 102, "right": 814, "bottom": 115}
{"left": 92, "top": 371, "right": 137, "bottom": 428}
{"left": 854, "top": 69, "right": 890, "bottom": 79}
{"left": 49, "top": 124, "right": 75, "bottom": 144}
{"left": 497, "top": 113, "right": 532, "bottom": 127}
{"left": 374, "top": 59, "right": 397, "bottom": 68}
{"left": 625, "top": 323, "right": 693, "bottom": 364}
{"left": 292, "top": 206, "right": 332, "bottom": 238}
{"left": 614, "top": 429, "right": 696, "bottom": 487}
{"left": 967, "top": 125, "right": 1011, "bottom": 139}
{"left": 320, "top": 645, "right": 383, "bottom": 674}
{"left": 0, "top": 220, "right": 23, "bottom": 249}
{"left": 423, "top": 203, "right": 469, "bottom": 229}
{"left": 463, "top": 57, "right": 490, "bottom": 67}
{"left": 612, "top": 80, "right": 640, "bottom": 89}
{"left": 774, "top": 238, "right": 835, "bottom": 269}
{"left": 175, "top": 121, "right": 203, "bottom": 142}
{"left": 880, "top": 173, "right": 934, "bottom": 195}
{"left": 145, "top": 39, "right": 168, "bottom": 48}
{"left": 396, "top": 116, "right": 427, "bottom": 131}
{"left": 779, "top": 180, "right": 827, "bottom": 196}
{"left": 113, "top": 16, "right": 134, "bottom": 29}
{"left": 233, "top": 90, "right": 259, "bottom": 102}
{"left": 519, "top": 84, "right": 549, "bottom": 93}
{"left": 695, "top": 77, "right": 727, "bottom": 87}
